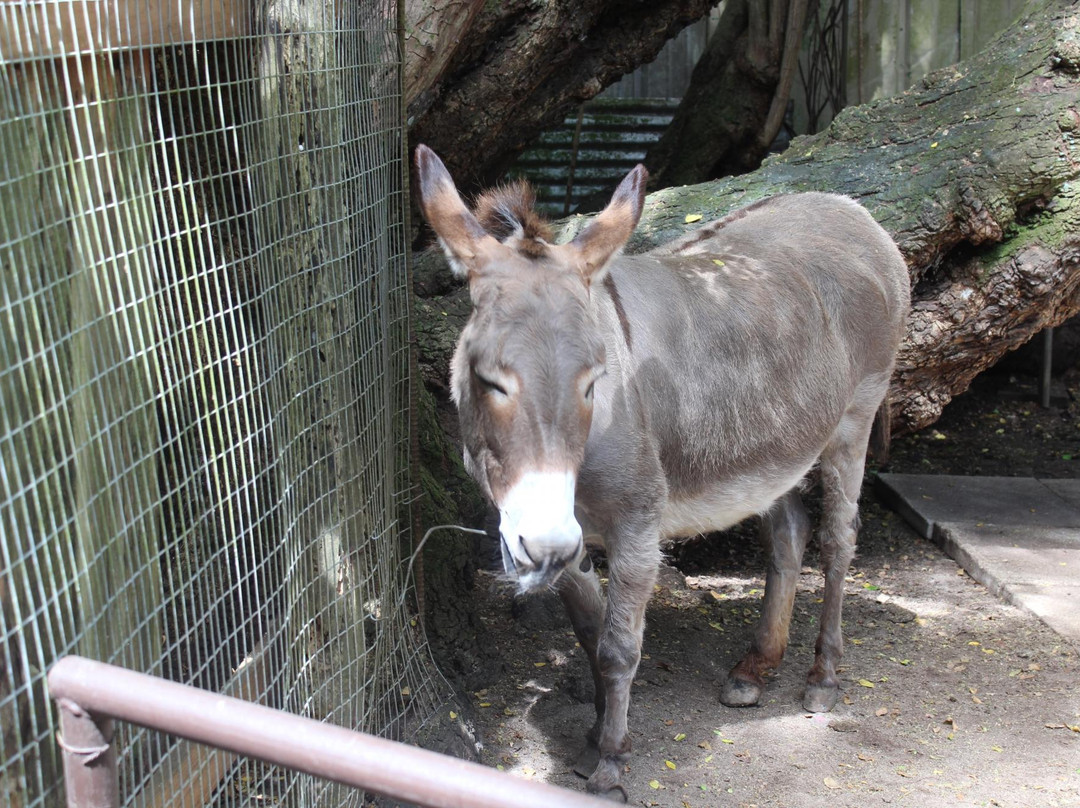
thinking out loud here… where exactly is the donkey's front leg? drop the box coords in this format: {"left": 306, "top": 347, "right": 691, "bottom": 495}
{"left": 557, "top": 554, "right": 606, "bottom": 762}
{"left": 587, "top": 530, "right": 661, "bottom": 799}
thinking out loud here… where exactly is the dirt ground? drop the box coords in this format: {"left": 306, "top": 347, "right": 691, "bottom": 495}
{"left": 455, "top": 362, "right": 1080, "bottom": 807}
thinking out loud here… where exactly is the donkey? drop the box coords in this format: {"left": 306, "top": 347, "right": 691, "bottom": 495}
{"left": 415, "top": 144, "right": 910, "bottom": 799}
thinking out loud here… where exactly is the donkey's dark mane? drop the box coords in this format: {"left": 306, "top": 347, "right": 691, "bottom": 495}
{"left": 474, "top": 180, "right": 552, "bottom": 258}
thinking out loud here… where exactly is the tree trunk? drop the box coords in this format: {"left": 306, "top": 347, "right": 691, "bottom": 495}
{"left": 644, "top": 0, "right": 814, "bottom": 189}
{"left": 404, "top": 0, "right": 716, "bottom": 195}
{"left": 415, "top": 0, "right": 1080, "bottom": 440}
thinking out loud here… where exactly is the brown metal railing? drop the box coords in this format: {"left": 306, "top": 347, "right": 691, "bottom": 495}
{"left": 48, "top": 656, "right": 607, "bottom": 808}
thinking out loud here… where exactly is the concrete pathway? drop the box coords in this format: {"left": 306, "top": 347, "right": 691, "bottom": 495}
{"left": 875, "top": 473, "right": 1080, "bottom": 647}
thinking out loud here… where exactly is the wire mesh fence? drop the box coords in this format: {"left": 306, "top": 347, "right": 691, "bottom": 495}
{"left": 0, "top": 2, "right": 447, "bottom": 807}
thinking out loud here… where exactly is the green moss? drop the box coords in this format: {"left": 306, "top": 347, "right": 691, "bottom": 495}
{"left": 978, "top": 183, "right": 1079, "bottom": 272}
{"left": 415, "top": 382, "right": 483, "bottom": 529}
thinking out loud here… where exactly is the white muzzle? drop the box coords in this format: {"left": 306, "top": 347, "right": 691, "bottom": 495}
{"left": 498, "top": 470, "right": 584, "bottom": 591}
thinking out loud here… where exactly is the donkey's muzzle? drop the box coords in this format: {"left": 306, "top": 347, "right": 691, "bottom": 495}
{"left": 497, "top": 470, "right": 583, "bottom": 591}
{"left": 502, "top": 531, "right": 584, "bottom": 591}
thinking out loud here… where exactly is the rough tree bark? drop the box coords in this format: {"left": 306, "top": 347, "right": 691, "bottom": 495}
{"left": 414, "top": 0, "right": 1080, "bottom": 439}
{"left": 403, "top": 0, "right": 716, "bottom": 194}
{"left": 644, "top": 0, "right": 814, "bottom": 189}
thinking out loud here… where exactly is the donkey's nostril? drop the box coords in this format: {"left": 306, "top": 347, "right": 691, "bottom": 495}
{"left": 519, "top": 536, "right": 537, "bottom": 566}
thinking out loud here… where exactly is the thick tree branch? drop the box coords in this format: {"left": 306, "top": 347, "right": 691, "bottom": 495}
{"left": 406, "top": 0, "right": 715, "bottom": 194}
{"left": 416, "top": 0, "right": 1080, "bottom": 436}
{"left": 643, "top": 0, "right": 815, "bottom": 188}
{"left": 756, "top": 0, "right": 812, "bottom": 153}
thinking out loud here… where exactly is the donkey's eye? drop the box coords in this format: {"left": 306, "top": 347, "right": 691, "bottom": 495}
{"left": 583, "top": 369, "right": 606, "bottom": 402}
{"left": 475, "top": 371, "right": 509, "bottom": 398}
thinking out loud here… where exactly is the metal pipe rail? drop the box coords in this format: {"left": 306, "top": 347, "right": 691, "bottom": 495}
{"left": 48, "top": 656, "right": 608, "bottom": 808}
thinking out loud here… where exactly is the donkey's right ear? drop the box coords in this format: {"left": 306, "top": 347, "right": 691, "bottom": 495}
{"left": 415, "top": 145, "right": 494, "bottom": 280}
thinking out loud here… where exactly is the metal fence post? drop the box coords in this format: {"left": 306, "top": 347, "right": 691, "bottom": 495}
{"left": 54, "top": 696, "right": 120, "bottom": 808}
{"left": 1040, "top": 327, "right": 1054, "bottom": 408}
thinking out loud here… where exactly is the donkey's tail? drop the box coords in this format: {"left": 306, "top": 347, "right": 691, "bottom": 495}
{"left": 869, "top": 401, "right": 893, "bottom": 467}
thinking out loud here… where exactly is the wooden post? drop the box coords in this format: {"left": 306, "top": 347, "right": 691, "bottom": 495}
{"left": 0, "top": 1, "right": 250, "bottom": 62}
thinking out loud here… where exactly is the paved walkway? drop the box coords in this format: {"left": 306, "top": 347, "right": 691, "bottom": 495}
{"left": 875, "top": 474, "right": 1080, "bottom": 646}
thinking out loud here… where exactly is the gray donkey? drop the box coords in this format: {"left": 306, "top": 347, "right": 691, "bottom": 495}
{"left": 415, "top": 144, "right": 910, "bottom": 799}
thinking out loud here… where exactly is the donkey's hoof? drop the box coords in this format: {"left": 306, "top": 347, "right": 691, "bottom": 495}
{"left": 586, "top": 757, "right": 626, "bottom": 801}
{"left": 720, "top": 676, "right": 762, "bottom": 708}
{"left": 595, "top": 785, "right": 628, "bottom": 803}
{"left": 803, "top": 684, "right": 839, "bottom": 713}
{"left": 572, "top": 742, "right": 600, "bottom": 779}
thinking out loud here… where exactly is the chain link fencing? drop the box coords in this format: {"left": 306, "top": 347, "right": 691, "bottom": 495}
{"left": 0, "top": 2, "right": 450, "bottom": 806}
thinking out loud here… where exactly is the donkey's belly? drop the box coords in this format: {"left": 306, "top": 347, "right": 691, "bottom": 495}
{"left": 658, "top": 465, "right": 812, "bottom": 540}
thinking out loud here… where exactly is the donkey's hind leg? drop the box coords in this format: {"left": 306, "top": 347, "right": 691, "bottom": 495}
{"left": 721, "top": 489, "right": 811, "bottom": 707}
{"left": 804, "top": 405, "right": 878, "bottom": 712}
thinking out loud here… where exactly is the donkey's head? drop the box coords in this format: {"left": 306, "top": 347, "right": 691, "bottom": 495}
{"left": 415, "top": 145, "right": 647, "bottom": 591}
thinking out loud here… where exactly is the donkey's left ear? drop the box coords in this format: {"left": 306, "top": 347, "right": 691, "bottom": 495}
{"left": 569, "top": 164, "right": 648, "bottom": 283}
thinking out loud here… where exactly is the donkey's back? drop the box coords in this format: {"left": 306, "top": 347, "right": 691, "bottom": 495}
{"left": 584, "top": 192, "right": 910, "bottom": 538}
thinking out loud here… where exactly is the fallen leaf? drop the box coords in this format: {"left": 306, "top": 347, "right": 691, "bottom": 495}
{"left": 875, "top": 707, "right": 889, "bottom": 717}
{"left": 665, "top": 760, "right": 677, "bottom": 770}
{"left": 685, "top": 214, "right": 703, "bottom": 224}
{"left": 698, "top": 740, "right": 712, "bottom": 750}
{"left": 533, "top": 662, "right": 546, "bottom": 668}
{"left": 449, "top": 711, "right": 458, "bottom": 719}
{"left": 858, "top": 679, "right": 875, "bottom": 688}
{"left": 648, "top": 780, "right": 661, "bottom": 790}
{"left": 478, "top": 702, "right": 492, "bottom": 708}
{"left": 824, "top": 776, "right": 841, "bottom": 789}
{"left": 674, "top": 733, "right": 686, "bottom": 742}
{"left": 712, "top": 259, "right": 726, "bottom": 266}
